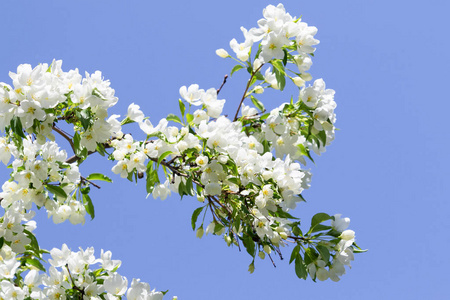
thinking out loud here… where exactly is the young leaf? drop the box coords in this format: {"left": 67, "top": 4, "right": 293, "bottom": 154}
{"left": 191, "top": 207, "right": 204, "bottom": 230}
{"left": 83, "top": 194, "right": 95, "bottom": 220}
{"left": 46, "top": 185, "right": 68, "bottom": 199}
{"left": 271, "top": 60, "right": 286, "bottom": 91}
{"left": 157, "top": 151, "right": 172, "bottom": 167}
{"left": 282, "top": 48, "right": 288, "bottom": 66}
{"left": 250, "top": 95, "right": 265, "bottom": 112}
{"left": 167, "top": 114, "right": 183, "bottom": 124}
{"left": 186, "top": 113, "right": 194, "bottom": 124}
{"left": 179, "top": 99, "right": 186, "bottom": 117}
{"left": 242, "top": 235, "right": 256, "bottom": 257}
{"left": 310, "top": 212, "right": 331, "bottom": 230}
{"left": 289, "top": 244, "right": 300, "bottom": 264}
{"left": 231, "top": 64, "right": 244, "bottom": 76}
{"left": 316, "top": 244, "right": 330, "bottom": 263}
{"left": 86, "top": 173, "right": 113, "bottom": 183}
{"left": 295, "top": 254, "right": 308, "bottom": 279}
{"left": 26, "top": 258, "right": 46, "bottom": 272}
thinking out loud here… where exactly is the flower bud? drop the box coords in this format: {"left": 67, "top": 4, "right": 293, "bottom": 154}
{"left": 300, "top": 73, "right": 312, "bottom": 82}
{"left": 292, "top": 77, "right": 305, "bottom": 87}
{"left": 340, "top": 229, "right": 355, "bottom": 241}
{"left": 258, "top": 251, "right": 265, "bottom": 260}
{"left": 280, "top": 231, "right": 288, "bottom": 240}
{"left": 248, "top": 262, "right": 255, "bottom": 274}
{"left": 316, "top": 268, "right": 329, "bottom": 281}
{"left": 224, "top": 235, "right": 232, "bottom": 246}
{"left": 254, "top": 85, "right": 264, "bottom": 94}
{"left": 253, "top": 58, "right": 263, "bottom": 71}
{"left": 196, "top": 226, "right": 204, "bottom": 239}
{"left": 263, "top": 245, "right": 272, "bottom": 254}
{"left": 216, "top": 49, "right": 229, "bottom": 58}
{"left": 218, "top": 155, "right": 228, "bottom": 164}
{"left": 197, "top": 195, "right": 205, "bottom": 203}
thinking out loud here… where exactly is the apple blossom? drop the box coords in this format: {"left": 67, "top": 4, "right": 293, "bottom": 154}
{"left": 0, "top": 4, "right": 364, "bottom": 299}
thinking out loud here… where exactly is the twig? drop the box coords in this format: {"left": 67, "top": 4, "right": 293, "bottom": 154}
{"left": 216, "top": 74, "right": 228, "bottom": 95}
{"left": 233, "top": 64, "right": 264, "bottom": 121}
{"left": 81, "top": 176, "right": 101, "bottom": 189}
{"left": 65, "top": 264, "right": 85, "bottom": 296}
{"left": 268, "top": 253, "right": 277, "bottom": 268}
{"left": 52, "top": 125, "right": 75, "bottom": 153}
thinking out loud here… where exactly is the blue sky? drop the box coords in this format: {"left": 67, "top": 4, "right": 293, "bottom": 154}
{"left": 1, "top": 0, "right": 449, "bottom": 299}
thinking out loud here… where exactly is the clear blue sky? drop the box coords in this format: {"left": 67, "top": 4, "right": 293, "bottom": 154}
{"left": 0, "top": 1, "right": 449, "bottom": 299}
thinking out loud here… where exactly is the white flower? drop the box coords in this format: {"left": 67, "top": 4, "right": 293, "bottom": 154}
{"left": 127, "top": 103, "right": 145, "bottom": 123}
{"left": 104, "top": 272, "right": 128, "bottom": 296}
{"left": 179, "top": 84, "right": 204, "bottom": 106}
{"left": 215, "top": 49, "right": 229, "bottom": 58}
{"left": 332, "top": 214, "right": 350, "bottom": 232}
{"left": 152, "top": 181, "right": 171, "bottom": 200}
{"left": 195, "top": 155, "right": 209, "bottom": 169}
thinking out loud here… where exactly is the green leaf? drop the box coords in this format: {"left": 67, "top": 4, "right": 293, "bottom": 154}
{"left": 80, "top": 186, "right": 90, "bottom": 195}
{"left": 298, "top": 144, "right": 315, "bottom": 164}
{"left": 10, "top": 117, "right": 26, "bottom": 138}
{"left": 282, "top": 48, "right": 288, "bottom": 66}
{"left": 185, "top": 176, "right": 194, "bottom": 196}
{"left": 26, "top": 258, "right": 46, "bottom": 272}
{"left": 310, "top": 224, "right": 331, "bottom": 233}
{"left": 157, "top": 151, "right": 172, "bottom": 167}
{"left": 186, "top": 113, "right": 194, "bottom": 124}
{"left": 191, "top": 207, "right": 204, "bottom": 230}
{"left": 316, "top": 244, "right": 330, "bottom": 263}
{"left": 289, "top": 244, "right": 300, "bottom": 264}
{"left": 214, "top": 223, "right": 224, "bottom": 234}
{"left": 275, "top": 208, "right": 299, "bottom": 220}
{"left": 255, "top": 71, "right": 265, "bottom": 81}
{"left": 242, "top": 235, "right": 256, "bottom": 257}
{"left": 23, "top": 229, "right": 39, "bottom": 253}
{"left": 271, "top": 60, "right": 286, "bottom": 91}
{"left": 96, "top": 143, "right": 107, "bottom": 156}
{"left": 179, "top": 99, "right": 186, "bottom": 117}
{"left": 250, "top": 95, "right": 265, "bottom": 112}
{"left": 317, "top": 130, "right": 327, "bottom": 146}
{"left": 86, "top": 173, "right": 112, "bottom": 183}
{"left": 82, "top": 194, "right": 95, "bottom": 220}
{"left": 0, "top": 237, "right": 3, "bottom": 249}
{"left": 46, "top": 185, "right": 68, "bottom": 199}
{"left": 78, "top": 109, "right": 91, "bottom": 130}
{"left": 167, "top": 114, "right": 182, "bottom": 124}
{"left": 304, "top": 247, "right": 318, "bottom": 265}
{"left": 292, "top": 226, "right": 303, "bottom": 236}
{"left": 227, "top": 177, "right": 240, "bottom": 185}
{"left": 231, "top": 64, "right": 244, "bottom": 76}
{"left": 352, "top": 242, "right": 368, "bottom": 253}
{"left": 310, "top": 212, "right": 331, "bottom": 230}
{"left": 294, "top": 254, "right": 308, "bottom": 279}
{"left": 353, "top": 248, "right": 369, "bottom": 253}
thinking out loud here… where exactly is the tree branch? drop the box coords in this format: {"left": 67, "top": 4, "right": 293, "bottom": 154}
{"left": 52, "top": 125, "right": 75, "bottom": 153}
{"left": 216, "top": 74, "right": 228, "bottom": 95}
{"left": 233, "top": 64, "right": 264, "bottom": 121}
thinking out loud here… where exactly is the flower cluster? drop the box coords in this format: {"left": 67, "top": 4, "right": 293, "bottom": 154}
{"left": 0, "top": 244, "right": 164, "bottom": 299}
{"left": 226, "top": 4, "right": 318, "bottom": 64}
{"left": 0, "top": 3, "right": 363, "bottom": 297}
{"left": 0, "top": 137, "right": 88, "bottom": 225}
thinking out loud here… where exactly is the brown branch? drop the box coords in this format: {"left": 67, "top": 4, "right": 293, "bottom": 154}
{"left": 66, "top": 264, "right": 85, "bottom": 296}
{"left": 80, "top": 176, "right": 101, "bottom": 189}
{"left": 216, "top": 74, "right": 228, "bottom": 95}
{"left": 233, "top": 64, "right": 264, "bottom": 121}
{"left": 52, "top": 125, "right": 75, "bottom": 153}
{"left": 268, "top": 253, "right": 277, "bottom": 268}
